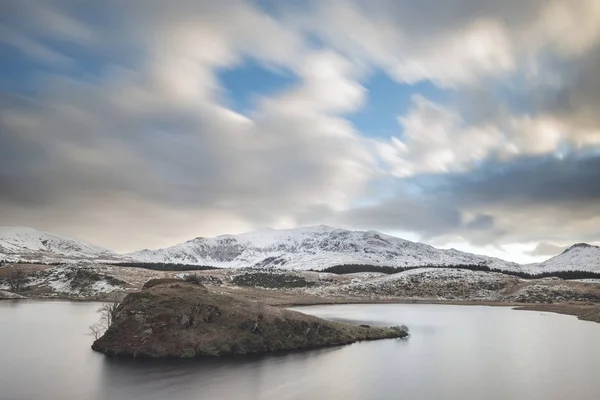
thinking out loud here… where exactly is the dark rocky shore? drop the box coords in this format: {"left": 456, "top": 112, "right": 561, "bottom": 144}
{"left": 91, "top": 279, "right": 407, "bottom": 358}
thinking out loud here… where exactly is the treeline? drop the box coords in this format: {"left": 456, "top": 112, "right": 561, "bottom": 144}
{"left": 1, "top": 260, "right": 219, "bottom": 272}
{"left": 315, "top": 263, "right": 600, "bottom": 280}
{"left": 111, "top": 262, "right": 220, "bottom": 271}
{"left": 316, "top": 264, "right": 420, "bottom": 274}
{"left": 0, "top": 260, "right": 63, "bottom": 266}
{"left": 497, "top": 269, "right": 600, "bottom": 280}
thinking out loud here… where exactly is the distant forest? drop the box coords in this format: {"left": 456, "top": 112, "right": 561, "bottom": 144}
{"left": 314, "top": 263, "right": 600, "bottom": 280}
{"left": 0, "top": 260, "right": 220, "bottom": 272}
{"left": 110, "top": 262, "right": 220, "bottom": 271}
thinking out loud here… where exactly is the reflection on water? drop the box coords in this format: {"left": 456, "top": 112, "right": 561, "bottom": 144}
{"left": 1, "top": 301, "right": 600, "bottom": 400}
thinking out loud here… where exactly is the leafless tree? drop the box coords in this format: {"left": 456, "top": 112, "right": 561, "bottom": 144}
{"left": 88, "top": 300, "right": 120, "bottom": 340}
{"left": 88, "top": 322, "right": 104, "bottom": 340}
{"left": 6, "top": 269, "right": 27, "bottom": 293}
{"left": 98, "top": 302, "right": 119, "bottom": 327}
{"left": 252, "top": 302, "right": 266, "bottom": 333}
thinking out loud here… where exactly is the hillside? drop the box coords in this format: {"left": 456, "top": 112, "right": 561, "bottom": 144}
{"left": 2, "top": 225, "right": 600, "bottom": 275}
{"left": 528, "top": 243, "right": 600, "bottom": 273}
{"left": 0, "top": 227, "right": 115, "bottom": 263}
{"left": 126, "top": 225, "right": 521, "bottom": 271}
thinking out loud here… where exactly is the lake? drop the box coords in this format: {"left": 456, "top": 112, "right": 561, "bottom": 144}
{"left": 1, "top": 301, "right": 600, "bottom": 400}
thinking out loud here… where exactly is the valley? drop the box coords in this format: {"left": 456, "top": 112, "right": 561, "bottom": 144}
{"left": 2, "top": 262, "right": 600, "bottom": 323}
{"left": 2, "top": 225, "right": 600, "bottom": 324}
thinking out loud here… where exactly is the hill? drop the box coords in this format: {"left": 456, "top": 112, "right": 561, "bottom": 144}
{"left": 91, "top": 280, "right": 407, "bottom": 358}
{"left": 528, "top": 243, "right": 600, "bottom": 273}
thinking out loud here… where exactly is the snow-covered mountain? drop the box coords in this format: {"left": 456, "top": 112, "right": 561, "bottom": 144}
{"left": 3, "top": 225, "right": 598, "bottom": 274}
{"left": 0, "top": 227, "right": 115, "bottom": 263}
{"left": 528, "top": 243, "right": 600, "bottom": 273}
{"left": 126, "top": 225, "right": 521, "bottom": 271}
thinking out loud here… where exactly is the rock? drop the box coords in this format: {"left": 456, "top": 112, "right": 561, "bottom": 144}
{"left": 91, "top": 280, "right": 407, "bottom": 358}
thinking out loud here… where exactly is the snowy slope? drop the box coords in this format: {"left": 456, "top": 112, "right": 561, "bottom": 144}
{"left": 0, "top": 227, "right": 115, "bottom": 263}
{"left": 309, "top": 268, "right": 518, "bottom": 301}
{"left": 4, "top": 225, "right": 598, "bottom": 275}
{"left": 528, "top": 243, "right": 600, "bottom": 273}
{"left": 126, "top": 225, "right": 521, "bottom": 271}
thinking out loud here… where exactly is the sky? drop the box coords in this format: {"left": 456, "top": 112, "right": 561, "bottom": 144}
{"left": 2, "top": 0, "right": 600, "bottom": 262}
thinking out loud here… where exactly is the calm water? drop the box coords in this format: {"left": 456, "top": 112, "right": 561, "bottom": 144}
{"left": 1, "top": 301, "right": 600, "bottom": 400}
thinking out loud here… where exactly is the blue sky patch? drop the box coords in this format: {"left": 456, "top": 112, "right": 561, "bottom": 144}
{"left": 0, "top": 45, "right": 43, "bottom": 93}
{"left": 349, "top": 70, "right": 454, "bottom": 139}
{"left": 217, "top": 60, "right": 298, "bottom": 114}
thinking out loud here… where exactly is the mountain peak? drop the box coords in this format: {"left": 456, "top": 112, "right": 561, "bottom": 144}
{"left": 562, "top": 242, "right": 596, "bottom": 253}
{"left": 0, "top": 225, "right": 113, "bottom": 263}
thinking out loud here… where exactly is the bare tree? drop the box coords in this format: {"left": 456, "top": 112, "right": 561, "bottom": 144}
{"left": 251, "top": 302, "right": 266, "bottom": 333}
{"left": 98, "top": 302, "right": 119, "bottom": 327}
{"left": 6, "top": 269, "right": 27, "bottom": 293}
{"left": 88, "top": 301, "right": 120, "bottom": 340}
{"left": 88, "top": 323, "right": 104, "bottom": 340}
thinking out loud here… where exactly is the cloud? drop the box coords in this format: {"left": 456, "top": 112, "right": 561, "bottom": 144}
{"left": 2, "top": 0, "right": 600, "bottom": 260}
{"left": 530, "top": 243, "right": 567, "bottom": 257}
{"left": 340, "top": 153, "right": 600, "bottom": 246}
{"left": 296, "top": 152, "right": 600, "bottom": 250}
{"left": 303, "top": 0, "right": 600, "bottom": 86}
{"left": 0, "top": 1, "right": 377, "bottom": 251}
{"left": 376, "top": 95, "right": 504, "bottom": 177}
{"left": 305, "top": 0, "right": 600, "bottom": 184}
{"left": 0, "top": 27, "right": 73, "bottom": 66}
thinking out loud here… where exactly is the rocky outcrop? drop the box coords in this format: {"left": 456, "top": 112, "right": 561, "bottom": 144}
{"left": 91, "top": 280, "right": 407, "bottom": 358}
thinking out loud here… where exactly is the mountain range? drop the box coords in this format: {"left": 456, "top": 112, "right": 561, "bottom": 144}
{"left": 0, "top": 225, "right": 598, "bottom": 273}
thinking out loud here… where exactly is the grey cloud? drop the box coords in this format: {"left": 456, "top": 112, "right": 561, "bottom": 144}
{"left": 532, "top": 44, "right": 600, "bottom": 136}
{"left": 0, "top": 40, "right": 372, "bottom": 252}
{"left": 299, "top": 153, "right": 600, "bottom": 246}
{"left": 339, "top": 197, "right": 462, "bottom": 237}
{"left": 530, "top": 243, "right": 567, "bottom": 257}
{"left": 441, "top": 154, "right": 600, "bottom": 207}
{"left": 464, "top": 214, "right": 495, "bottom": 231}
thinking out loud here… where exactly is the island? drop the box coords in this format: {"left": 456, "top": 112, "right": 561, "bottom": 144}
{"left": 91, "top": 279, "right": 408, "bottom": 358}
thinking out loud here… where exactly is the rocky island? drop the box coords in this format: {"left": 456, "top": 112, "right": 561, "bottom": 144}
{"left": 91, "top": 279, "right": 408, "bottom": 358}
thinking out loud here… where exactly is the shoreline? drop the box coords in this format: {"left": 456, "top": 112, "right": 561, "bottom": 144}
{"left": 283, "top": 298, "right": 600, "bottom": 323}
{"left": 4, "top": 291, "right": 598, "bottom": 324}
{"left": 514, "top": 303, "right": 600, "bottom": 323}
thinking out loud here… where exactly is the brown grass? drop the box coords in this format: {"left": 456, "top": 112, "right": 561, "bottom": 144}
{"left": 92, "top": 281, "right": 406, "bottom": 358}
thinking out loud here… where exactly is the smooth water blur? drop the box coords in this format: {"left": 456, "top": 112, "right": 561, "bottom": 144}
{"left": 1, "top": 301, "right": 600, "bottom": 400}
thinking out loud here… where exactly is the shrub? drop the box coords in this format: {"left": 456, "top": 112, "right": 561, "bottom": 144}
{"left": 231, "top": 272, "right": 315, "bottom": 289}
{"left": 180, "top": 348, "right": 196, "bottom": 358}
{"left": 184, "top": 274, "right": 203, "bottom": 284}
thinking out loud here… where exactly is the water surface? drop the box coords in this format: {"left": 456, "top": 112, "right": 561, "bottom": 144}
{"left": 1, "top": 301, "right": 599, "bottom": 400}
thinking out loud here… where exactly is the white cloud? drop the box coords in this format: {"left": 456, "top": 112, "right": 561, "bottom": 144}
{"left": 259, "top": 51, "right": 365, "bottom": 116}
{"left": 377, "top": 96, "right": 503, "bottom": 177}
{"left": 376, "top": 97, "right": 596, "bottom": 178}
{"left": 306, "top": 0, "right": 600, "bottom": 86}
